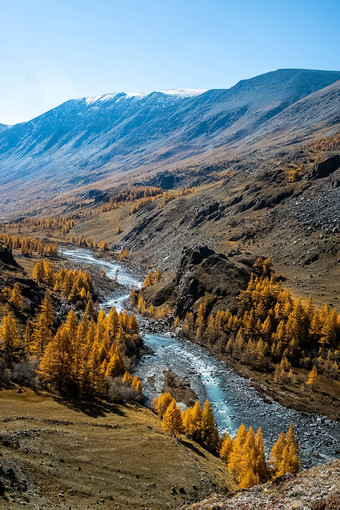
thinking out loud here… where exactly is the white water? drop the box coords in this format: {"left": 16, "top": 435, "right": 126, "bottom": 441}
{"left": 62, "top": 247, "right": 340, "bottom": 467}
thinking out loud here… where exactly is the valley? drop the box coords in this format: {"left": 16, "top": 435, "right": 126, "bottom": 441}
{"left": 0, "top": 67, "right": 339, "bottom": 509}
{"left": 62, "top": 246, "right": 340, "bottom": 468}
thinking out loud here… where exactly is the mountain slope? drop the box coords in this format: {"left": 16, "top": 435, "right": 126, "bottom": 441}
{"left": 189, "top": 460, "right": 340, "bottom": 510}
{"left": 244, "top": 78, "right": 340, "bottom": 147}
{"left": 0, "top": 69, "right": 339, "bottom": 215}
{"left": 0, "top": 389, "right": 234, "bottom": 509}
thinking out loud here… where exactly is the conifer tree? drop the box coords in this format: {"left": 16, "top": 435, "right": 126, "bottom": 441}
{"left": 132, "top": 376, "right": 142, "bottom": 393}
{"left": 228, "top": 423, "right": 247, "bottom": 479}
{"left": 196, "top": 303, "right": 206, "bottom": 332}
{"left": 38, "top": 326, "right": 73, "bottom": 390}
{"left": 255, "top": 427, "right": 269, "bottom": 482}
{"left": 238, "top": 426, "right": 259, "bottom": 488}
{"left": 153, "top": 392, "right": 174, "bottom": 418}
{"left": 306, "top": 365, "right": 318, "bottom": 390}
{"left": 32, "top": 290, "right": 55, "bottom": 355}
{"left": 105, "top": 345, "right": 125, "bottom": 377}
{"left": 182, "top": 407, "right": 193, "bottom": 435}
{"left": 270, "top": 431, "right": 286, "bottom": 475}
{"left": 0, "top": 313, "right": 21, "bottom": 362}
{"left": 190, "top": 401, "right": 203, "bottom": 441}
{"left": 123, "top": 371, "right": 133, "bottom": 385}
{"left": 32, "top": 259, "right": 45, "bottom": 283}
{"left": 162, "top": 400, "right": 184, "bottom": 437}
{"left": 9, "top": 283, "right": 23, "bottom": 309}
{"left": 84, "top": 298, "right": 97, "bottom": 320}
{"left": 40, "top": 290, "right": 55, "bottom": 330}
{"left": 201, "top": 399, "right": 219, "bottom": 452}
{"left": 220, "top": 433, "right": 233, "bottom": 463}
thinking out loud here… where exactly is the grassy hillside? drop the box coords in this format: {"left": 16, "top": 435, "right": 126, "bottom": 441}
{"left": 0, "top": 389, "right": 235, "bottom": 509}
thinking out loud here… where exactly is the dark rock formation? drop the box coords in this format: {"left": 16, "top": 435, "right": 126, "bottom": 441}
{"left": 174, "top": 246, "right": 250, "bottom": 318}
{"left": 310, "top": 154, "right": 340, "bottom": 179}
{"left": 191, "top": 203, "right": 226, "bottom": 228}
{"left": 0, "top": 244, "right": 20, "bottom": 269}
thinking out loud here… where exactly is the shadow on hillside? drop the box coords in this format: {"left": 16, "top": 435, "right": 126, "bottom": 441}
{"left": 178, "top": 438, "right": 207, "bottom": 458}
{"left": 51, "top": 393, "right": 127, "bottom": 418}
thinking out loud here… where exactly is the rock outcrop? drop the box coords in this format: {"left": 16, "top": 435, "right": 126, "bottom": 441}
{"left": 310, "top": 154, "right": 340, "bottom": 179}
{"left": 174, "top": 246, "right": 250, "bottom": 318}
{"left": 189, "top": 460, "right": 340, "bottom": 510}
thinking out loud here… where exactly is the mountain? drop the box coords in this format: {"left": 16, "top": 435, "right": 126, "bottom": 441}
{"left": 0, "top": 68, "right": 339, "bottom": 214}
{"left": 0, "top": 123, "right": 8, "bottom": 133}
{"left": 243, "top": 78, "right": 340, "bottom": 146}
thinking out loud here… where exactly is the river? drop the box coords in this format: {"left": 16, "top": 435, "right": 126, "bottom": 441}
{"left": 61, "top": 247, "right": 339, "bottom": 468}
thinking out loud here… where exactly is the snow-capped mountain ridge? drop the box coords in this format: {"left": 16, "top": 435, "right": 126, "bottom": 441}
{"left": 0, "top": 68, "right": 339, "bottom": 214}
{"left": 83, "top": 89, "right": 206, "bottom": 107}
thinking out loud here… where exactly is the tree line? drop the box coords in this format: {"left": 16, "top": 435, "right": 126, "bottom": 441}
{"left": 0, "top": 288, "right": 143, "bottom": 399}
{"left": 179, "top": 258, "right": 339, "bottom": 381}
{"left": 32, "top": 259, "right": 94, "bottom": 305}
{"left": 0, "top": 234, "right": 58, "bottom": 257}
{"left": 153, "top": 392, "right": 300, "bottom": 488}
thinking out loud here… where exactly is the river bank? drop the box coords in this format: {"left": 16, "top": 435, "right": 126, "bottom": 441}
{"left": 60, "top": 247, "right": 340, "bottom": 469}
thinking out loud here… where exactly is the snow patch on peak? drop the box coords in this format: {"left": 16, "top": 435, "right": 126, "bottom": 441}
{"left": 84, "top": 89, "right": 206, "bottom": 105}
{"left": 160, "top": 88, "right": 207, "bottom": 97}
{"left": 85, "top": 96, "right": 101, "bottom": 105}
{"left": 85, "top": 92, "right": 147, "bottom": 105}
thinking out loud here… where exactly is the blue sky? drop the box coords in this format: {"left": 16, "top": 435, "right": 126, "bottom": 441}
{"left": 0, "top": 0, "right": 339, "bottom": 124}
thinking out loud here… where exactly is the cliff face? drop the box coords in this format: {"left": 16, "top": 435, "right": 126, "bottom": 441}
{"left": 142, "top": 246, "right": 251, "bottom": 319}
{"left": 189, "top": 460, "right": 340, "bottom": 510}
{"left": 174, "top": 247, "right": 250, "bottom": 318}
{"left": 0, "top": 244, "right": 20, "bottom": 269}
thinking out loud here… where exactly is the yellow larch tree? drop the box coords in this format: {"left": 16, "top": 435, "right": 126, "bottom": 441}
{"left": 162, "top": 399, "right": 184, "bottom": 437}
{"left": 153, "top": 392, "right": 174, "bottom": 418}
{"left": 9, "top": 283, "right": 23, "bottom": 309}
{"left": 201, "top": 399, "right": 219, "bottom": 452}
{"left": 238, "top": 427, "right": 259, "bottom": 488}
{"left": 306, "top": 365, "right": 318, "bottom": 390}
{"left": 0, "top": 313, "right": 21, "bottom": 362}
{"left": 220, "top": 433, "right": 233, "bottom": 463}
{"left": 255, "top": 427, "right": 269, "bottom": 482}
{"left": 228, "top": 423, "right": 248, "bottom": 480}
{"left": 131, "top": 376, "right": 142, "bottom": 394}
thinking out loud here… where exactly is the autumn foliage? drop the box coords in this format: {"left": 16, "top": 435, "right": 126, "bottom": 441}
{"left": 153, "top": 391, "right": 300, "bottom": 488}
{"left": 180, "top": 257, "right": 339, "bottom": 380}
{"left": 32, "top": 259, "right": 93, "bottom": 305}
{"left": 0, "top": 233, "right": 58, "bottom": 257}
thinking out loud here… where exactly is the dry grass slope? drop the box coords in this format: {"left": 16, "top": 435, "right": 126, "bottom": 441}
{"left": 0, "top": 390, "right": 235, "bottom": 509}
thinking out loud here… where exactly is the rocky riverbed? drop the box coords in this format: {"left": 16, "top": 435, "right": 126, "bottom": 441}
{"left": 62, "top": 248, "right": 340, "bottom": 469}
